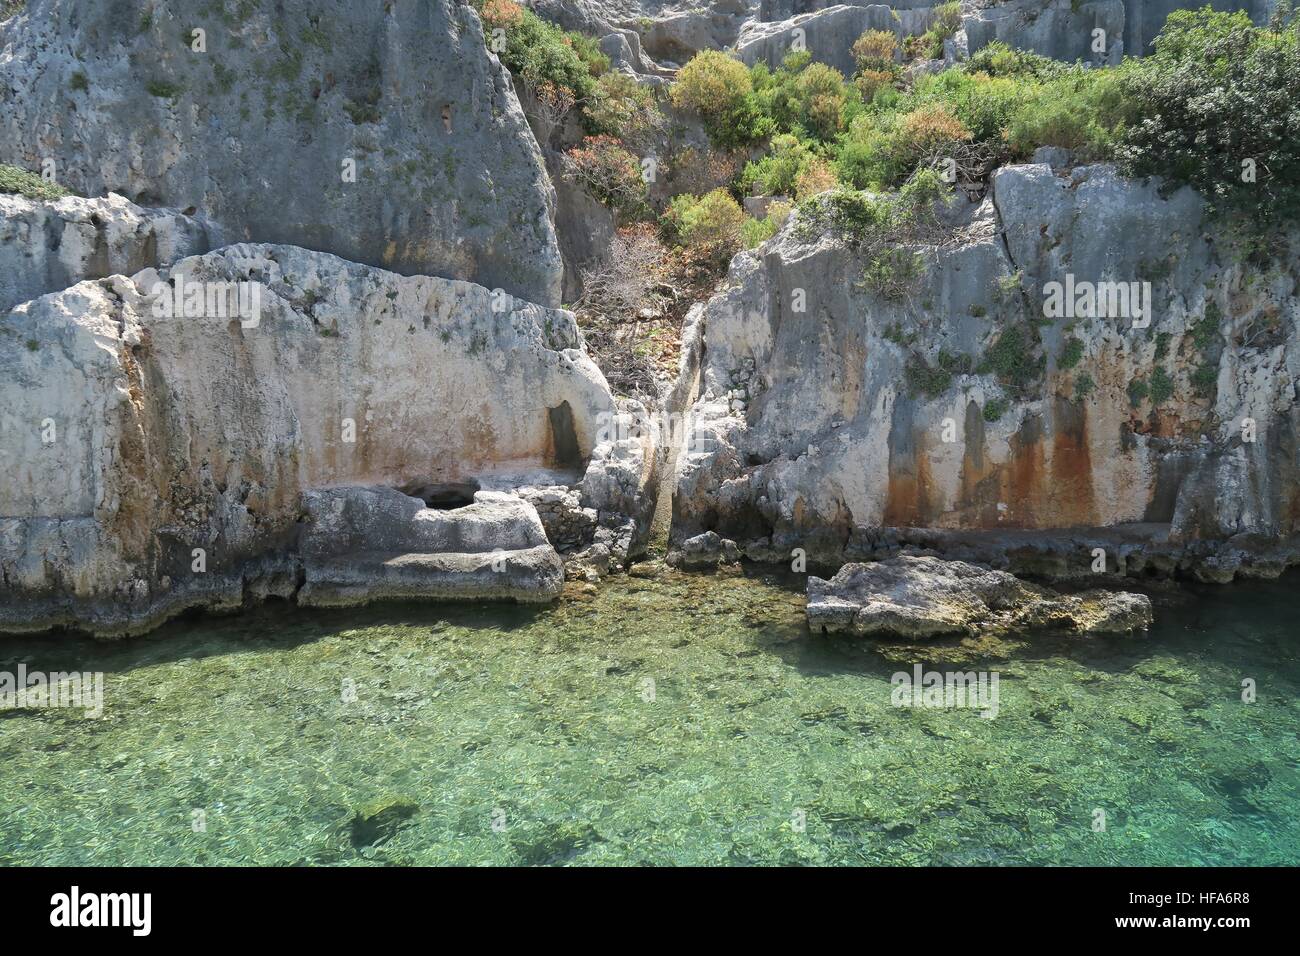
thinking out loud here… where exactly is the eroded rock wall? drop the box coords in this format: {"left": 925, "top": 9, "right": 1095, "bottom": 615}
{"left": 671, "top": 162, "right": 1300, "bottom": 577}
{"left": 0, "top": 0, "right": 562, "bottom": 305}
{"left": 0, "top": 243, "right": 619, "bottom": 633}
{"left": 0, "top": 192, "right": 223, "bottom": 314}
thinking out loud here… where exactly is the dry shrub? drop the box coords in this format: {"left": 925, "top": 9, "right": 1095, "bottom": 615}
{"left": 855, "top": 68, "right": 896, "bottom": 100}
{"left": 563, "top": 135, "right": 648, "bottom": 216}
{"left": 852, "top": 29, "right": 898, "bottom": 70}
{"left": 575, "top": 225, "right": 675, "bottom": 401}
{"left": 795, "top": 158, "right": 838, "bottom": 201}
{"left": 899, "top": 102, "right": 972, "bottom": 156}
{"left": 480, "top": 0, "right": 523, "bottom": 31}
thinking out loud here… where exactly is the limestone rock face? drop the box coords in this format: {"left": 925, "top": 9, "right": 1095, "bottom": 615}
{"left": 0, "top": 192, "right": 223, "bottom": 314}
{"left": 737, "top": 4, "right": 940, "bottom": 76}
{"left": 0, "top": 0, "right": 562, "bottom": 305}
{"left": 0, "top": 244, "right": 619, "bottom": 634}
{"left": 297, "top": 487, "right": 565, "bottom": 606}
{"left": 806, "top": 555, "right": 1153, "bottom": 637}
{"left": 961, "top": 0, "right": 1127, "bottom": 65}
{"left": 672, "top": 163, "right": 1300, "bottom": 578}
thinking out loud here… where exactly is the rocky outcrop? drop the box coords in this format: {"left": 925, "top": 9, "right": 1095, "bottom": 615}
{"left": 0, "top": 242, "right": 634, "bottom": 634}
{"left": 0, "top": 192, "right": 222, "bottom": 314}
{"left": 0, "top": 0, "right": 562, "bottom": 305}
{"left": 297, "top": 487, "right": 565, "bottom": 606}
{"left": 671, "top": 162, "right": 1300, "bottom": 581}
{"left": 806, "top": 554, "right": 1153, "bottom": 637}
{"left": 961, "top": 0, "right": 1126, "bottom": 65}
{"left": 737, "top": 4, "right": 939, "bottom": 75}
{"left": 726, "top": 0, "right": 1274, "bottom": 78}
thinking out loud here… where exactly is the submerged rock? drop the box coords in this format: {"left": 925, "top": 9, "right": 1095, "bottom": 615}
{"left": 806, "top": 555, "right": 1153, "bottom": 638}
{"left": 349, "top": 796, "right": 419, "bottom": 849}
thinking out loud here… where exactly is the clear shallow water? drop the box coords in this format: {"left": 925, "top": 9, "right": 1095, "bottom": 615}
{"left": 1, "top": 566, "right": 1297, "bottom": 866}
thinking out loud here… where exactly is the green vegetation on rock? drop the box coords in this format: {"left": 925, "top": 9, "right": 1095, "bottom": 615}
{"left": 0, "top": 163, "right": 70, "bottom": 200}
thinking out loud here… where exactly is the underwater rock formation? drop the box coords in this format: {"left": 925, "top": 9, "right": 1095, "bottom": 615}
{"left": 0, "top": 0, "right": 562, "bottom": 304}
{"left": 806, "top": 554, "right": 1153, "bottom": 636}
{"left": 671, "top": 161, "right": 1300, "bottom": 579}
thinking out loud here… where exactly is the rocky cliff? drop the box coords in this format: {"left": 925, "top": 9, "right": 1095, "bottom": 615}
{"left": 0, "top": 0, "right": 563, "bottom": 304}
{"left": 0, "top": 240, "right": 652, "bottom": 634}
{"left": 671, "top": 159, "right": 1300, "bottom": 581}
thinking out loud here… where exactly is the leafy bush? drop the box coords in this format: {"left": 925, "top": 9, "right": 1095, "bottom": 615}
{"left": 964, "top": 41, "right": 1067, "bottom": 80}
{"left": 910, "top": 2, "right": 962, "bottom": 60}
{"left": 1006, "top": 68, "right": 1132, "bottom": 159}
{"left": 480, "top": 1, "right": 606, "bottom": 107}
{"left": 982, "top": 397, "right": 1010, "bottom": 422}
{"left": 664, "top": 189, "right": 747, "bottom": 263}
{"left": 794, "top": 158, "right": 837, "bottom": 200}
{"left": 749, "top": 53, "right": 859, "bottom": 144}
{"left": 741, "top": 201, "right": 792, "bottom": 248}
{"left": 671, "top": 51, "right": 769, "bottom": 148}
{"left": 855, "top": 68, "right": 897, "bottom": 102}
{"left": 837, "top": 101, "right": 971, "bottom": 189}
{"left": 852, "top": 29, "right": 898, "bottom": 71}
{"left": 739, "top": 134, "right": 814, "bottom": 197}
{"left": 585, "top": 71, "right": 664, "bottom": 146}
{"left": 1118, "top": 10, "right": 1300, "bottom": 228}
{"left": 1058, "top": 336, "right": 1085, "bottom": 370}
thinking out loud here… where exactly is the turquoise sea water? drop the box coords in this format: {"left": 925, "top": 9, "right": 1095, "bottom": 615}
{"left": 1, "top": 566, "right": 1297, "bottom": 865}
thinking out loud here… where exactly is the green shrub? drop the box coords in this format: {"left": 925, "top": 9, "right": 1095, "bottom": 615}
{"left": 0, "top": 163, "right": 70, "bottom": 200}
{"left": 979, "top": 324, "right": 1043, "bottom": 391}
{"left": 1128, "top": 378, "right": 1150, "bottom": 407}
{"left": 585, "top": 71, "right": 663, "bottom": 144}
{"left": 1149, "top": 365, "right": 1175, "bottom": 404}
{"left": 1118, "top": 10, "right": 1300, "bottom": 228}
{"left": 912, "top": 2, "right": 962, "bottom": 60}
{"left": 905, "top": 355, "right": 954, "bottom": 398}
{"left": 1074, "top": 372, "right": 1096, "bottom": 400}
{"left": 741, "top": 210, "right": 785, "bottom": 248}
{"left": 1058, "top": 336, "right": 1085, "bottom": 370}
{"left": 740, "top": 134, "right": 816, "bottom": 197}
{"left": 671, "top": 51, "right": 769, "bottom": 148}
{"left": 1006, "top": 68, "right": 1132, "bottom": 160}
{"left": 665, "top": 189, "right": 747, "bottom": 263}
{"left": 146, "top": 79, "right": 183, "bottom": 99}
{"left": 982, "top": 397, "right": 1010, "bottom": 422}
{"left": 480, "top": 2, "right": 604, "bottom": 107}
{"left": 964, "top": 41, "right": 1068, "bottom": 80}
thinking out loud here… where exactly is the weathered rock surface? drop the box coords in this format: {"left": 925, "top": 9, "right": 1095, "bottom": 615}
{"left": 0, "top": 243, "right": 627, "bottom": 634}
{"left": 960, "top": 0, "right": 1127, "bottom": 65}
{"left": 0, "top": 192, "right": 223, "bottom": 314}
{"left": 806, "top": 555, "right": 1153, "bottom": 637}
{"left": 298, "top": 487, "right": 565, "bottom": 606}
{"left": 0, "top": 0, "right": 562, "bottom": 305}
{"left": 737, "top": 4, "right": 941, "bottom": 75}
{"left": 672, "top": 162, "right": 1300, "bottom": 581}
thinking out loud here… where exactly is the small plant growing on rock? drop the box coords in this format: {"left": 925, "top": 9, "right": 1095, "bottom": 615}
{"left": 0, "top": 163, "right": 70, "bottom": 200}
